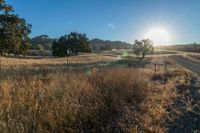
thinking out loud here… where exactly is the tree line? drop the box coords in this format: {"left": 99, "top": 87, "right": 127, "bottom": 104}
{"left": 52, "top": 37, "right": 154, "bottom": 58}
{"left": 0, "top": 0, "right": 154, "bottom": 58}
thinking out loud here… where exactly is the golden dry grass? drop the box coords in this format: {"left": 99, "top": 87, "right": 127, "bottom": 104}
{"left": 0, "top": 53, "right": 116, "bottom": 66}
{"left": 0, "top": 54, "right": 192, "bottom": 132}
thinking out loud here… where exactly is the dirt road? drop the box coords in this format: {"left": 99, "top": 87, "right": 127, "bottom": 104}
{"left": 171, "top": 55, "right": 200, "bottom": 76}
{"left": 164, "top": 55, "right": 200, "bottom": 133}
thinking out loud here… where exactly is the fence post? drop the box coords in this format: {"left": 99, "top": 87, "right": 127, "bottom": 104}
{"left": 67, "top": 58, "right": 69, "bottom": 71}
{"left": 154, "top": 64, "right": 157, "bottom": 72}
{"left": 101, "top": 58, "right": 104, "bottom": 83}
{"left": 153, "top": 63, "right": 157, "bottom": 85}
{"left": 67, "top": 57, "right": 69, "bottom": 83}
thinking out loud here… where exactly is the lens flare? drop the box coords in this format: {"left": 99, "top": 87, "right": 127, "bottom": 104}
{"left": 144, "top": 27, "right": 170, "bottom": 46}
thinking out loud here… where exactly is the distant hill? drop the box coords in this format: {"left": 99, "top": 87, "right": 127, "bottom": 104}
{"left": 30, "top": 36, "right": 132, "bottom": 51}
{"left": 30, "top": 35, "right": 55, "bottom": 50}
{"left": 90, "top": 38, "right": 132, "bottom": 51}
{"left": 158, "top": 43, "right": 200, "bottom": 53}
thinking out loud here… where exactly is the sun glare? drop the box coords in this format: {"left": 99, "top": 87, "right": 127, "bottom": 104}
{"left": 144, "top": 27, "right": 170, "bottom": 46}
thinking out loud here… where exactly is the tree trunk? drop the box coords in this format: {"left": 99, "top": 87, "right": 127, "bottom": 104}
{"left": 75, "top": 49, "right": 78, "bottom": 55}
{"left": 23, "top": 53, "right": 26, "bottom": 58}
{"left": 142, "top": 53, "right": 145, "bottom": 58}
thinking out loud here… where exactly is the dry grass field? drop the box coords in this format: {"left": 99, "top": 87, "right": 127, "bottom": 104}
{"left": 1, "top": 53, "right": 196, "bottom": 133}
{"left": 0, "top": 53, "right": 116, "bottom": 66}
{"left": 1, "top": 0, "right": 200, "bottom": 132}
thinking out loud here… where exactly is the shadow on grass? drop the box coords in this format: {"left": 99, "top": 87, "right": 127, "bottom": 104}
{"left": 165, "top": 83, "right": 200, "bottom": 133}
{"left": 107, "top": 57, "right": 152, "bottom": 68}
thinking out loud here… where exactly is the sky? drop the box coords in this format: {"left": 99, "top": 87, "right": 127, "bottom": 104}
{"left": 6, "top": 0, "right": 200, "bottom": 44}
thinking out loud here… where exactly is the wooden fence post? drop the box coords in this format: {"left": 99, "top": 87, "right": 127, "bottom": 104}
{"left": 154, "top": 64, "right": 157, "bottom": 72}
{"left": 66, "top": 57, "right": 69, "bottom": 83}
{"left": 67, "top": 58, "right": 69, "bottom": 71}
{"left": 165, "top": 64, "right": 167, "bottom": 71}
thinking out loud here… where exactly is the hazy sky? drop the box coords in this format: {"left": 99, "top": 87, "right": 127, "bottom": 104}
{"left": 7, "top": 0, "right": 200, "bottom": 44}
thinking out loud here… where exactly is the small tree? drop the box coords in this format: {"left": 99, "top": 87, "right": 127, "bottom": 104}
{"left": 133, "top": 39, "right": 154, "bottom": 58}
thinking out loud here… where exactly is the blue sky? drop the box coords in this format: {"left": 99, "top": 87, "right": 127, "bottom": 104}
{"left": 7, "top": 0, "right": 200, "bottom": 44}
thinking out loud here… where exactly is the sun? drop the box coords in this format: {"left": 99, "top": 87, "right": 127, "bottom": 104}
{"left": 144, "top": 27, "right": 170, "bottom": 46}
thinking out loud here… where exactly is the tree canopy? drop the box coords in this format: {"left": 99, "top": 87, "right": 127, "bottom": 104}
{"left": 133, "top": 39, "right": 154, "bottom": 58}
{"left": 0, "top": 0, "right": 31, "bottom": 55}
{"left": 52, "top": 32, "right": 91, "bottom": 57}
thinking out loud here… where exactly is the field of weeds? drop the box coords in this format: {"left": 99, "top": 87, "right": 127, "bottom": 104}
{"left": 0, "top": 55, "right": 192, "bottom": 132}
